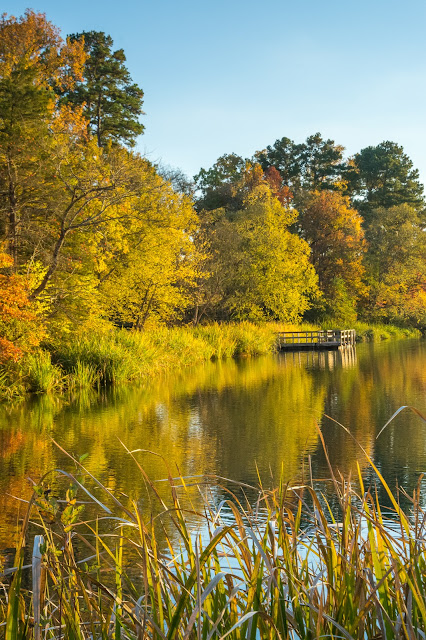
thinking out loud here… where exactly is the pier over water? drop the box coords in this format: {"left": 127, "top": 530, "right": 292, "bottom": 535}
{"left": 277, "top": 329, "right": 356, "bottom": 351}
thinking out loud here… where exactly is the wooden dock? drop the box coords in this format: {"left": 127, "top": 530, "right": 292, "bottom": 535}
{"left": 277, "top": 329, "right": 356, "bottom": 351}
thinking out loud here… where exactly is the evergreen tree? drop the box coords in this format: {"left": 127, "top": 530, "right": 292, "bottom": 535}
{"left": 258, "top": 133, "right": 348, "bottom": 196}
{"left": 349, "top": 141, "right": 425, "bottom": 222}
{"left": 62, "top": 31, "right": 144, "bottom": 147}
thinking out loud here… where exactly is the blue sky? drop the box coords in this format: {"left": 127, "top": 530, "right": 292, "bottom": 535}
{"left": 4, "top": 1, "right": 426, "bottom": 186}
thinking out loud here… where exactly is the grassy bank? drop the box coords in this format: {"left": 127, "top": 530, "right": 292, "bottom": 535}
{"left": 320, "top": 320, "right": 421, "bottom": 342}
{"left": 352, "top": 321, "right": 421, "bottom": 342}
{"left": 0, "top": 321, "right": 421, "bottom": 401}
{"left": 0, "top": 322, "right": 304, "bottom": 401}
{"left": 2, "top": 435, "right": 426, "bottom": 639}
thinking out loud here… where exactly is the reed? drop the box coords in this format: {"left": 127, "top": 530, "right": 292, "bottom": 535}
{"left": 3, "top": 410, "right": 426, "bottom": 639}
{"left": 24, "top": 350, "right": 63, "bottom": 393}
{"left": 352, "top": 321, "right": 421, "bottom": 341}
{"left": 0, "top": 367, "right": 26, "bottom": 401}
{"left": 68, "top": 360, "right": 101, "bottom": 390}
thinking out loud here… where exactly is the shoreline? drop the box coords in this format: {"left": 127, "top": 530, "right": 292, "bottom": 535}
{"left": 0, "top": 321, "right": 421, "bottom": 401}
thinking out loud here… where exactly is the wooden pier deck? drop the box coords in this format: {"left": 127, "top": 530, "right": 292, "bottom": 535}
{"left": 277, "top": 329, "right": 356, "bottom": 351}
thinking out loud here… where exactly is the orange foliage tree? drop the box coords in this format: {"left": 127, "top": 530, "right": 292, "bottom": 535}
{"left": 299, "top": 190, "right": 367, "bottom": 322}
{"left": 0, "top": 251, "right": 41, "bottom": 363}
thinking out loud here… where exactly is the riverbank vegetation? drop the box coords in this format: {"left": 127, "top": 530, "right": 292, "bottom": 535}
{"left": 0, "top": 321, "right": 420, "bottom": 401}
{"left": 0, "top": 11, "right": 425, "bottom": 394}
{"left": 2, "top": 432, "right": 426, "bottom": 639}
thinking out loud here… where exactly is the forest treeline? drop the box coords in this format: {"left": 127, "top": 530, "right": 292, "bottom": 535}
{"left": 0, "top": 10, "right": 425, "bottom": 365}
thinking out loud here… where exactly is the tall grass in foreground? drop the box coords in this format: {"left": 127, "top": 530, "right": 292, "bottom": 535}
{"left": 3, "top": 412, "right": 426, "bottom": 639}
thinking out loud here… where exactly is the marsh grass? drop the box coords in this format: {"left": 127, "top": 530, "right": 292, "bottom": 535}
{"left": 3, "top": 408, "right": 426, "bottom": 639}
{"left": 68, "top": 360, "right": 101, "bottom": 390}
{"left": 0, "top": 367, "right": 25, "bottom": 401}
{"left": 321, "top": 321, "right": 421, "bottom": 342}
{"left": 25, "top": 351, "right": 63, "bottom": 394}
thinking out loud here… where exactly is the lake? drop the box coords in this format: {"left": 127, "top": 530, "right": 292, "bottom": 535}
{"left": 0, "top": 338, "right": 425, "bottom": 548}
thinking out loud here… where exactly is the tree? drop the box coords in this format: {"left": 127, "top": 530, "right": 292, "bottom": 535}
{"left": 349, "top": 141, "right": 425, "bottom": 222}
{"left": 257, "top": 137, "right": 301, "bottom": 191}
{"left": 99, "top": 182, "right": 203, "bottom": 328}
{"left": 194, "top": 165, "right": 319, "bottom": 323}
{"left": 194, "top": 153, "right": 246, "bottom": 211}
{"left": 299, "top": 191, "right": 367, "bottom": 322}
{"left": 0, "top": 10, "right": 85, "bottom": 265}
{"left": 258, "top": 133, "right": 348, "bottom": 197}
{"left": 61, "top": 31, "right": 144, "bottom": 147}
{"left": 363, "top": 204, "right": 426, "bottom": 327}
{"left": 0, "top": 251, "right": 42, "bottom": 362}
{"left": 156, "top": 164, "right": 196, "bottom": 198}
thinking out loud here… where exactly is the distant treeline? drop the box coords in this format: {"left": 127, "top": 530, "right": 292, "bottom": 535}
{"left": 0, "top": 10, "right": 425, "bottom": 365}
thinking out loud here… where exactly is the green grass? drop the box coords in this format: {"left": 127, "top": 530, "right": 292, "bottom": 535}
{"left": 3, "top": 412, "right": 426, "bottom": 640}
{"left": 352, "top": 321, "right": 421, "bottom": 341}
{"left": 24, "top": 350, "right": 63, "bottom": 393}
{"left": 320, "top": 320, "right": 421, "bottom": 341}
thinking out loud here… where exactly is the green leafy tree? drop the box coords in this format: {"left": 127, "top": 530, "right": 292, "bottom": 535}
{"left": 61, "top": 31, "right": 144, "bottom": 147}
{"left": 258, "top": 132, "right": 348, "bottom": 196}
{"left": 349, "top": 141, "right": 425, "bottom": 222}
{"left": 194, "top": 153, "right": 246, "bottom": 211}
{"left": 363, "top": 204, "right": 426, "bottom": 327}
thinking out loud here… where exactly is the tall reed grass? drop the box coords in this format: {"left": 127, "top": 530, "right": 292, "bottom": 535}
{"left": 24, "top": 350, "right": 63, "bottom": 393}
{"left": 3, "top": 409, "right": 426, "bottom": 639}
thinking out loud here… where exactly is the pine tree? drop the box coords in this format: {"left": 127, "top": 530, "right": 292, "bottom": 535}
{"left": 61, "top": 31, "right": 144, "bottom": 147}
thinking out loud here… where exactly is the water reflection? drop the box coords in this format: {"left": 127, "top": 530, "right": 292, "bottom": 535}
{"left": 0, "top": 339, "right": 425, "bottom": 547}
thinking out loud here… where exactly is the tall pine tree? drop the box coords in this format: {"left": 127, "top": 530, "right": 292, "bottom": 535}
{"left": 61, "top": 31, "right": 144, "bottom": 147}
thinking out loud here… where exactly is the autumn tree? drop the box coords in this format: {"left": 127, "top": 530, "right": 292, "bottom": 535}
{"left": 0, "top": 251, "right": 42, "bottom": 362}
{"left": 99, "top": 178, "right": 203, "bottom": 328}
{"left": 299, "top": 191, "right": 367, "bottom": 322}
{"left": 363, "top": 204, "right": 426, "bottom": 327}
{"left": 0, "top": 10, "right": 85, "bottom": 265}
{"left": 61, "top": 31, "right": 144, "bottom": 147}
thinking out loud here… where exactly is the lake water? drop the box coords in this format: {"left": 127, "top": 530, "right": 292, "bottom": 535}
{"left": 0, "top": 338, "right": 425, "bottom": 548}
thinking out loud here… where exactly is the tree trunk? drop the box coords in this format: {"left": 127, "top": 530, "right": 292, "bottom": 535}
{"left": 30, "top": 228, "right": 68, "bottom": 299}
{"left": 96, "top": 93, "right": 102, "bottom": 147}
{"left": 6, "top": 154, "right": 18, "bottom": 268}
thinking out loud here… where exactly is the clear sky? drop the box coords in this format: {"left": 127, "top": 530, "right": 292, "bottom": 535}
{"left": 3, "top": 0, "right": 426, "bottom": 186}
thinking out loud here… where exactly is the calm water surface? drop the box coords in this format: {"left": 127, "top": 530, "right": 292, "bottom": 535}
{"left": 0, "top": 339, "right": 425, "bottom": 546}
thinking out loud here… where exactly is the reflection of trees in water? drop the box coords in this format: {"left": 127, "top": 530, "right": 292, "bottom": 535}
{"left": 0, "top": 339, "right": 424, "bottom": 547}
{"left": 0, "top": 355, "right": 325, "bottom": 547}
{"left": 310, "top": 340, "right": 426, "bottom": 509}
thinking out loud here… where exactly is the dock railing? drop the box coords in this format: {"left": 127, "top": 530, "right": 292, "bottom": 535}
{"left": 277, "top": 329, "right": 356, "bottom": 349}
